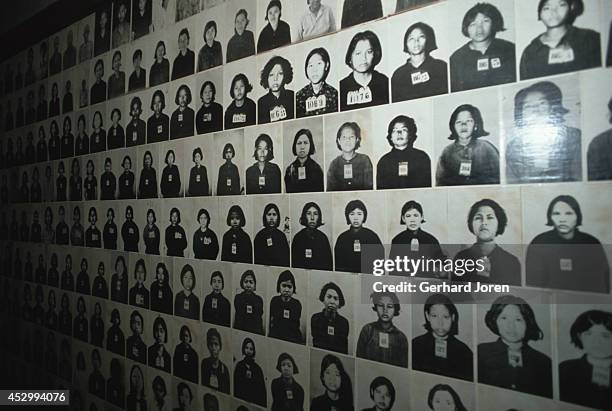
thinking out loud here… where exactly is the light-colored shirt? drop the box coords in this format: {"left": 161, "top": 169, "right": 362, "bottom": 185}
{"left": 152, "top": 0, "right": 176, "bottom": 31}
{"left": 296, "top": 4, "right": 336, "bottom": 41}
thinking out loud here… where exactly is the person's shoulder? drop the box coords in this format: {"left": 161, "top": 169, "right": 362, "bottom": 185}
{"left": 450, "top": 42, "right": 471, "bottom": 60}
{"left": 411, "top": 332, "right": 430, "bottom": 346}
{"left": 572, "top": 26, "right": 600, "bottom": 41}
{"left": 590, "top": 128, "right": 612, "bottom": 148}
{"left": 373, "top": 70, "right": 389, "bottom": 82}
{"left": 524, "top": 344, "right": 551, "bottom": 364}
{"left": 559, "top": 356, "right": 586, "bottom": 373}
{"left": 529, "top": 230, "right": 556, "bottom": 244}
{"left": 411, "top": 146, "right": 431, "bottom": 159}
{"left": 493, "top": 37, "right": 515, "bottom": 51}
{"left": 575, "top": 230, "right": 602, "bottom": 244}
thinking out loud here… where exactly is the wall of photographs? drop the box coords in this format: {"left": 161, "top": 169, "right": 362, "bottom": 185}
{"left": 0, "top": 0, "right": 611, "bottom": 410}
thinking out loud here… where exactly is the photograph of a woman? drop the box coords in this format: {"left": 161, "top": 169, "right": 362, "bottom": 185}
{"left": 148, "top": 316, "right": 171, "bottom": 373}
{"left": 198, "top": 21, "right": 223, "bottom": 71}
{"left": 327, "top": 122, "right": 373, "bottom": 191}
{"left": 195, "top": 81, "right": 223, "bottom": 134}
{"left": 221, "top": 205, "right": 252, "bottom": 263}
{"left": 449, "top": 2, "right": 516, "bottom": 92}
{"left": 478, "top": 295, "right": 552, "bottom": 397}
{"left": 271, "top": 352, "right": 304, "bottom": 411}
{"left": 519, "top": 0, "right": 601, "bottom": 80}
{"left": 165, "top": 207, "right": 188, "bottom": 257}
{"left": 392, "top": 22, "right": 448, "bottom": 102}
{"left": 234, "top": 337, "right": 267, "bottom": 407}
{"left": 246, "top": 133, "right": 282, "bottom": 194}
{"left": 148, "top": 90, "right": 170, "bottom": 143}
{"left": 254, "top": 203, "right": 290, "bottom": 266}
{"left": 291, "top": 201, "right": 332, "bottom": 270}
{"left": 284, "top": 128, "right": 324, "bottom": 193}
{"left": 311, "top": 282, "right": 349, "bottom": 354}
{"left": 151, "top": 262, "right": 173, "bottom": 315}
{"left": 150, "top": 41, "right": 170, "bottom": 86}
{"left": 268, "top": 270, "right": 303, "bottom": 343}
{"left": 200, "top": 328, "right": 230, "bottom": 393}
{"left": 170, "top": 84, "right": 195, "bottom": 139}
{"left": 171, "top": 28, "right": 195, "bottom": 80}
{"left": 174, "top": 264, "right": 200, "bottom": 320}
{"left": 129, "top": 258, "right": 150, "bottom": 308}
{"left": 193, "top": 208, "right": 219, "bottom": 259}
{"left": 161, "top": 149, "right": 182, "bottom": 197}
{"left": 143, "top": 209, "right": 161, "bottom": 255}
{"left": 224, "top": 73, "right": 257, "bottom": 129}
{"left": 296, "top": 47, "right": 338, "bottom": 117}
{"left": 111, "top": 255, "right": 129, "bottom": 303}
{"left": 426, "top": 384, "right": 468, "bottom": 411}
{"left": 525, "top": 195, "right": 610, "bottom": 293}
{"left": 173, "top": 325, "right": 199, "bottom": 383}
{"left": 257, "top": 56, "right": 295, "bottom": 124}
{"left": 233, "top": 269, "right": 264, "bottom": 335}
{"left": 216, "top": 143, "right": 242, "bottom": 195}
{"left": 310, "top": 353, "right": 354, "bottom": 410}
{"left": 202, "top": 271, "right": 231, "bottom": 326}
{"left": 227, "top": 9, "right": 256, "bottom": 63}
{"left": 257, "top": 0, "right": 291, "bottom": 53}
{"left": 126, "top": 310, "right": 146, "bottom": 364}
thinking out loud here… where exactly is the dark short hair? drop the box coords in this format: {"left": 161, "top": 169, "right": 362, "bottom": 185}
{"left": 427, "top": 384, "right": 467, "bottom": 411}
{"left": 169, "top": 207, "right": 181, "bottom": 224}
{"left": 276, "top": 352, "right": 299, "bottom": 374}
{"left": 467, "top": 198, "right": 507, "bottom": 236}
{"left": 146, "top": 209, "right": 156, "bottom": 224}
{"left": 122, "top": 155, "right": 132, "bottom": 168}
{"left": 112, "top": 50, "right": 122, "bottom": 62}
{"left": 262, "top": 203, "right": 280, "bottom": 228}
{"left": 538, "top": 0, "right": 583, "bottom": 25}
{"left": 203, "top": 393, "right": 218, "bottom": 408}
{"left": 132, "top": 49, "right": 142, "bottom": 61}
{"left": 370, "top": 376, "right": 396, "bottom": 408}
{"left": 153, "top": 316, "right": 168, "bottom": 342}
{"left": 400, "top": 200, "right": 425, "bottom": 224}
{"left": 175, "top": 84, "right": 192, "bottom": 105}
{"left": 154, "top": 40, "right": 166, "bottom": 59}
{"left": 155, "top": 262, "right": 169, "bottom": 284}
{"left": 305, "top": 47, "right": 331, "bottom": 83}
{"left": 230, "top": 73, "right": 253, "bottom": 99}
{"left": 192, "top": 147, "right": 203, "bottom": 162}
{"left": 111, "top": 108, "right": 121, "bottom": 121}
{"left": 276, "top": 270, "right": 296, "bottom": 293}
{"left": 546, "top": 195, "right": 582, "bottom": 226}
{"left": 570, "top": 310, "right": 612, "bottom": 349}
{"left": 151, "top": 90, "right": 166, "bottom": 111}
{"left": 462, "top": 3, "right": 505, "bottom": 38}
{"left": 336, "top": 122, "right": 362, "bottom": 151}
{"left": 204, "top": 20, "right": 217, "bottom": 36}
{"left": 94, "top": 59, "right": 104, "bottom": 71}
{"left": 241, "top": 337, "right": 255, "bottom": 356}
{"left": 93, "top": 111, "right": 103, "bottom": 127}
{"left": 206, "top": 327, "right": 221, "bottom": 348}
{"left": 448, "top": 104, "right": 489, "bottom": 140}
{"left": 319, "top": 282, "right": 345, "bottom": 307}
{"left": 176, "top": 382, "right": 192, "bottom": 401}
{"left": 344, "top": 199, "right": 367, "bottom": 224}
{"left": 179, "top": 325, "right": 192, "bottom": 341}
{"left": 253, "top": 133, "right": 274, "bottom": 161}
{"left": 386, "top": 115, "right": 417, "bottom": 147}
{"left": 227, "top": 205, "right": 245, "bottom": 227}
{"left": 130, "top": 310, "right": 143, "bottom": 330}
{"left": 210, "top": 270, "right": 224, "bottom": 287}
{"left": 197, "top": 208, "right": 210, "bottom": 223}
{"left": 260, "top": 56, "right": 293, "bottom": 89}
{"left": 222, "top": 143, "right": 235, "bottom": 158}
{"left": 143, "top": 150, "right": 154, "bottom": 164}
{"left": 178, "top": 28, "right": 190, "bottom": 40}
{"left": 235, "top": 9, "right": 248, "bottom": 22}
{"left": 423, "top": 293, "right": 459, "bottom": 336}
{"left": 345, "top": 30, "right": 382, "bottom": 70}
{"left": 200, "top": 81, "right": 216, "bottom": 101}
{"left": 266, "top": 0, "right": 282, "bottom": 18}
{"left": 152, "top": 376, "right": 166, "bottom": 395}
{"left": 371, "top": 291, "right": 400, "bottom": 316}
{"left": 299, "top": 201, "right": 323, "bottom": 227}
{"left": 130, "top": 96, "right": 142, "bottom": 111}
{"left": 134, "top": 258, "right": 146, "bottom": 280}
{"left": 164, "top": 149, "right": 175, "bottom": 164}
{"left": 240, "top": 269, "right": 256, "bottom": 289}
{"left": 404, "top": 22, "right": 438, "bottom": 54}
{"left": 484, "top": 295, "right": 543, "bottom": 341}
{"left": 292, "top": 129, "right": 316, "bottom": 156}
{"left": 514, "top": 81, "right": 569, "bottom": 127}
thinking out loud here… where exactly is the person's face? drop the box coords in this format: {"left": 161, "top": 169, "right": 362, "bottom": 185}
{"left": 472, "top": 205, "right": 498, "bottom": 242}
{"left": 100, "top": 12, "right": 107, "bottom": 29}
{"left": 153, "top": 95, "right": 162, "bottom": 113}
{"left": 295, "top": 134, "right": 311, "bottom": 159}
{"left": 540, "top": 0, "right": 570, "bottom": 28}
{"left": 98, "top": 264, "right": 104, "bottom": 277}
{"left": 348, "top": 208, "right": 365, "bottom": 228}
{"left": 144, "top": 153, "right": 152, "bottom": 167}
{"left": 323, "top": 289, "right": 340, "bottom": 311}
{"left": 305, "top": 206, "right": 320, "bottom": 228}
{"left": 179, "top": 388, "right": 190, "bottom": 407}
{"left": 131, "top": 103, "right": 140, "bottom": 118}
{"left": 580, "top": 324, "right": 612, "bottom": 359}
{"left": 205, "top": 26, "right": 216, "bottom": 44}
{"left": 73, "top": 209, "right": 81, "bottom": 223}
{"left": 453, "top": 110, "right": 475, "bottom": 140}
{"left": 183, "top": 272, "right": 194, "bottom": 291}
{"left": 243, "top": 341, "right": 254, "bottom": 357}
{"left": 267, "top": 64, "right": 284, "bottom": 92}
{"left": 431, "top": 390, "right": 455, "bottom": 411}
{"left": 351, "top": 39, "right": 374, "bottom": 73}
{"left": 279, "top": 280, "right": 294, "bottom": 299}
{"left": 153, "top": 383, "right": 165, "bottom": 400}
{"left": 280, "top": 358, "right": 294, "bottom": 378}
{"left": 202, "top": 85, "right": 213, "bottom": 104}
{"left": 211, "top": 276, "right": 223, "bottom": 292}
{"left": 467, "top": 13, "right": 493, "bottom": 42}
{"left": 233, "top": 79, "right": 246, "bottom": 101}
{"left": 104, "top": 161, "right": 111, "bottom": 172}
{"left": 194, "top": 153, "right": 202, "bottom": 166}
{"left": 95, "top": 63, "right": 104, "bottom": 80}
{"left": 426, "top": 304, "right": 453, "bottom": 338}
{"left": 208, "top": 336, "right": 221, "bottom": 357}
{"left": 224, "top": 147, "right": 234, "bottom": 160}
{"left": 338, "top": 127, "right": 357, "bottom": 154}
{"left": 89, "top": 210, "right": 97, "bottom": 224}
{"left": 131, "top": 369, "right": 143, "bottom": 390}
{"left": 178, "top": 89, "right": 188, "bottom": 107}
{"left": 323, "top": 363, "right": 341, "bottom": 392}
{"left": 390, "top": 121, "right": 410, "bottom": 149}
{"left": 167, "top": 152, "right": 175, "bottom": 165}
{"left": 66, "top": 257, "right": 72, "bottom": 271}
{"left": 139, "top": 0, "right": 146, "bottom": 11}
{"left": 229, "top": 212, "right": 240, "bottom": 228}
{"left": 155, "top": 322, "right": 166, "bottom": 343}
{"left": 181, "top": 328, "right": 191, "bottom": 343}
{"left": 132, "top": 315, "right": 142, "bottom": 334}
{"left": 372, "top": 385, "right": 392, "bottom": 411}
{"left": 156, "top": 267, "right": 165, "bottom": 283}
{"left": 306, "top": 53, "right": 326, "bottom": 84}
{"left": 496, "top": 304, "right": 527, "bottom": 343}
{"left": 406, "top": 27, "right": 427, "bottom": 55}
{"left": 136, "top": 266, "right": 145, "bottom": 283}
{"left": 521, "top": 91, "right": 552, "bottom": 125}
{"left": 170, "top": 211, "right": 178, "bottom": 225}
{"left": 106, "top": 210, "right": 113, "bottom": 221}
{"left": 375, "top": 296, "right": 395, "bottom": 323}
{"left": 550, "top": 201, "right": 578, "bottom": 235}
{"left": 178, "top": 33, "right": 189, "bottom": 51}
{"left": 126, "top": 208, "right": 133, "bottom": 220}
{"left": 256, "top": 140, "right": 269, "bottom": 162}
{"left": 242, "top": 275, "right": 255, "bottom": 292}
{"left": 124, "top": 159, "right": 132, "bottom": 171}
{"left": 118, "top": 5, "right": 127, "bottom": 22}
{"left": 156, "top": 44, "right": 165, "bottom": 60}
{"left": 265, "top": 207, "right": 279, "bottom": 227}
{"left": 235, "top": 13, "right": 247, "bottom": 34}
{"left": 267, "top": 6, "right": 281, "bottom": 26}
{"left": 309, "top": 0, "right": 322, "bottom": 10}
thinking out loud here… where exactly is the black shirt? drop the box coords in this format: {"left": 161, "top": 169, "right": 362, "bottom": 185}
{"left": 340, "top": 71, "right": 389, "bottom": 111}
{"left": 224, "top": 98, "right": 256, "bottom": 129}
{"left": 392, "top": 56, "right": 448, "bottom": 102}
{"left": 196, "top": 102, "right": 223, "bottom": 134}
{"left": 311, "top": 310, "right": 349, "bottom": 354}
{"left": 143, "top": 224, "right": 160, "bottom": 255}
{"left": 122, "top": 221, "right": 140, "bottom": 252}
{"left": 84, "top": 176, "right": 97, "bottom": 200}
{"left": 90, "top": 129, "right": 107, "bottom": 153}
{"left": 160, "top": 164, "right": 181, "bottom": 197}
{"left": 412, "top": 332, "right": 474, "bottom": 381}
{"left": 99, "top": 171, "right": 116, "bottom": 200}
{"left": 291, "top": 228, "right": 332, "bottom": 270}
{"left": 60, "top": 133, "right": 74, "bottom": 158}
{"left": 254, "top": 227, "right": 290, "bottom": 267}
{"left": 257, "top": 21, "right": 291, "bottom": 53}
{"left": 171, "top": 49, "right": 195, "bottom": 80}
{"left": 202, "top": 291, "right": 230, "bottom": 326}
{"left": 192, "top": 228, "right": 219, "bottom": 260}
{"left": 234, "top": 291, "right": 264, "bottom": 334}
{"left": 257, "top": 89, "right": 295, "bottom": 124}
{"left": 125, "top": 119, "right": 146, "bottom": 147}
{"left": 138, "top": 167, "right": 158, "bottom": 198}
{"left": 334, "top": 226, "right": 385, "bottom": 274}
{"left": 118, "top": 171, "right": 135, "bottom": 199}
{"left": 221, "top": 228, "right": 252, "bottom": 263}
{"left": 376, "top": 147, "right": 432, "bottom": 189}
{"left": 341, "top": 0, "right": 382, "bottom": 28}
{"left": 170, "top": 107, "right": 195, "bottom": 139}
{"left": 174, "top": 291, "right": 200, "bottom": 320}
{"left": 103, "top": 221, "right": 118, "bottom": 250}
{"left": 246, "top": 162, "right": 282, "bottom": 194}
{"left": 187, "top": 165, "right": 209, "bottom": 196}
{"left": 147, "top": 113, "right": 170, "bottom": 143}
{"left": 165, "top": 224, "right": 187, "bottom": 257}
{"left": 107, "top": 125, "right": 125, "bottom": 150}
{"left": 149, "top": 59, "right": 170, "bottom": 86}
{"left": 90, "top": 81, "right": 107, "bottom": 104}
{"left": 128, "top": 69, "right": 147, "bottom": 92}
{"left": 150, "top": 281, "right": 173, "bottom": 315}
{"left": 284, "top": 157, "right": 324, "bottom": 193}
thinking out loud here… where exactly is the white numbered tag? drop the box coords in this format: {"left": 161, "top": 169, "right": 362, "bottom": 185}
{"left": 209, "top": 374, "right": 219, "bottom": 388}
{"left": 226, "top": 178, "right": 231, "bottom": 187}
{"left": 353, "top": 240, "right": 361, "bottom": 253}
{"left": 258, "top": 176, "right": 265, "bottom": 186}
{"left": 270, "top": 106, "right": 287, "bottom": 122}
{"left": 145, "top": 179, "right": 149, "bottom": 185}
{"left": 548, "top": 47, "right": 575, "bottom": 64}
{"left": 106, "top": 180, "right": 110, "bottom": 186}
{"left": 129, "top": 228, "right": 134, "bottom": 234}
{"left": 178, "top": 113, "right": 183, "bottom": 122}
{"left": 410, "top": 238, "right": 419, "bottom": 252}
{"left": 231, "top": 243, "right": 237, "bottom": 255}
{"left": 203, "top": 113, "right": 212, "bottom": 122}
{"left": 379, "top": 332, "right": 389, "bottom": 348}
{"left": 305, "top": 249, "right": 312, "bottom": 258}
{"left": 232, "top": 113, "right": 246, "bottom": 123}
{"left": 286, "top": 389, "right": 293, "bottom": 400}
{"left": 125, "top": 179, "right": 129, "bottom": 186}
{"left": 168, "top": 174, "right": 172, "bottom": 182}
{"left": 196, "top": 175, "right": 201, "bottom": 182}
{"left": 306, "top": 95, "right": 326, "bottom": 112}
{"left": 491, "top": 58, "right": 501, "bottom": 69}
{"left": 148, "top": 231, "right": 155, "bottom": 239}
{"left": 283, "top": 309, "right": 290, "bottom": 319}
{"left": 109, "top": 227, "right": 115, "bottom": 234}
{"left": 92, "top": 233, "right": 98, "bottom": 241}
{"left": 398, "top": 161, "right": 408, "bottom": 176}
{"left": 157, "top": 125, "right": 163, "bottom": 134}
{"left": 132, "top": 132, "right": 137, "bottom": 141}
{"left": 136, "top": 294, "right": 143, "bottom": 305}
{"left": 174, "top": 232, "right": 182, "bottom": 239}
{"left": 211, "top": 298, "right": 217, "bottom": 309}
{"left": 114, "top": 334, "right": 119, "bottom": 342}
{"left": 508, "top": 350, "right": 523, "bottom": 367}
{"left": 477, "top": 58, "right": 489, "bottom": 71}
{"left": 246, "top": 305, "right": 252, "bottom": 314}
{"left": 113, "top": 129, "right": 117, "bottom": 136}
{"left": 155, "top": 357, "right": 162, "bottom": 367}
{"left": 411, "top": 71, "right": 430, "bottom": 85}
{"left": 266, "top": 237, "right": 273, "bottom": 247}
{"left": 327, "top": 326, "right": 335, "bottom": 336}
{"left": 459, "top": 160, "right": 472, "bottom": 176}
{"left": 203, "top": 237, "right": 211, "bottom": 245}
{"left": 435, "top": 339, "right": 448, "bottom": 358}
{"left": 158, "top": 290, "right": 163, "bottom": 299}
{"left": 183, "top": 354, "right": 188, "bottom": 362}
{"left": 347, "top": 86, "right": 372, "bottom": 105}
{"left": 560, "top": 258, "right": 573, "bottom": 271}
{"left": 132, "top": 347, "right": 139, "bottom": 357}
{"left": 183, "top": 300, "right": 189, "bottom": 311}
{"left": 298, "top": 166, "right": 306, "bottom": 180}
{"left": 246, "top": 369, "right": 252, "bottom": 379}
{"left": 343, "top": 164, "right": 353, "bottom": 179}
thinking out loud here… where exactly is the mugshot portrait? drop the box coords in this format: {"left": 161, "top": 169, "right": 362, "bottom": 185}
{"left": 146, "top": 87, "right": 171, "bottom": 143}
{"left": 173, "top": 262, "right": 200, "bottom": 320}
{"left": 257, "top": 54, "right": 296, "bottom": 124}
{"left": 268, "top": 269, "right": 307, "bottom": 344}
{"left": 107, "top": 104, "right": 126, "bottom": 150}
{"left": 184, "top": 143, "right": 212, "bottom": 197}
{"left": 256, "top": 0, "right": 292, "bottom": 53}
{"left": 171, "top": 26, "right": 196, "bottom": 80}
{"left": 170, "top": 82, "right": 195, "bottom": 139}
{"left": 201, "top": 265, "right": 231, "bottom": 326}
{"left": 129, "top": 257, "right": 150, "bottom": 309}
{"left": 410, "top": 376, "right": 474, "bottom": 411}
{"left": 223, "top": 64, "right": 257, "bottom": 129}
{"left": 290, "top": 194, "right": 333, "bottom": 271}
{"left": 149, "top": 38, "right": 171, "bottom": 87}
{"left": 137, "top": 146, "right": 160, "bottom": 198}
{"left": 245, "top": 128, "right": 283, "bottom": 194}
{"left": 214, "top": 130, "right": 245, "bottom": 195}
{"left": 233, "top": 334, "right": 268, "bottom": 407}
{"left": 269, "top": 346, "right": 309, "bottom": 411}
{"left": 172, "top": 322, "right": 199, "bottom": 383}
{"left": 200, "top": 325, "right": 231, "bottom": 394}
{"left": 94, "top": 5, "right": 112, "bottom": 56}
{"left": 160, "top": 145, "right": 183, "bottom": 197}
{"left": 219, "top": 197, "right": 253, "bottom": 263}
{"left": 112, "top": 0, "right": 132, "bottom": 49}
{"left": 252, "top": 196, "right": 290, "bottom": 267}
{"left": 188, "top": 200, "right": 220, "bottom": 260}
{"left": 148, "top": 314, "right": 173, "bottom": 373}
{"left": 164, "top": 206, "right": 188, "bottom": 257}
{"left": 309, "top": 350, "right": 355, "bottom": 411}
{"left": 232, "top": 267, "right": 266, "bottom": 336}
{"left": 128, "top": 46, "right": 148, "bottom": 93}
{"left": 295, "top": 43, "right": 339, "bottom": 118}
{"left": 197, "top": 17, "right": 224, "bottom": 72}
{"left": 355, "top": 361, "right": 411, "bottom": 411}
{"left": 283, "top": 118, "right": 325, "bottom": 193}
{"left": 107, "top": 49, "right": 127, "bottom": 99}
{"left": 195, "top": 70, "right": 224, "bottom": 135}
{"left": 582, "top": 70, "right": 612, "bottom": 181}
{"left": 149, "top": 258, "right": 174, "bottom": 315}
{"left": 226, "top": 3, "right": 257, "bottom": 63}
{"left": 90, "top": 57, "right": 108, "bottom": 105}
{"left": 132, "top": 0, "right": 153, "bottom": 41}
{"left": 117, "top": 151, "right": 138, "bottom": 199}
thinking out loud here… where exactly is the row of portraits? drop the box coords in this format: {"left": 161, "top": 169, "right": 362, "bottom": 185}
{"left": 3, "top": 267, "right": 612, "bottom": 409}
{"left": 3, "top": 71, "right": 612, "bottom": 200}
{"left": 2, "top": 180, "right": 611, "bottom": 292}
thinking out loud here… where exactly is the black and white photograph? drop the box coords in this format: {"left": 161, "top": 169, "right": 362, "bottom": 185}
{"left": 164, "top": 201, "right": 189, "bottom": 257}
{"left": 223, "top": 59, "right": 257, "bottom": 129}
{"left": 172, "top": 319, "right": 201, "bottom": 384}
{"left": 173, "top": 259, "right": 201, "bottom": 319}
{"left": 252, "top": 194, "right": 290, "bottom": 267}
{"left": 266, "top": 268, "right": 307, "bottom": 344}
{"left": 256, "top": 53, "right": 296, "bottom": 124}
{"left": 127, "top": 41, "right": 149, "bottom": 92}
{"left": 226, "top": 0, "right": 257, "bottom": 63}
{"left": 201, "top": 261, "right": 232, "bottom": 326}
{"left": 255, "top": 0, "right": 294, "bottom": 54}
{"left": 218, "top": 196, "right": 253, "bottom": 264}
{"left": 265, "top": 340, "right": 309, "bottom": 411}
{"left": 290, "top": 193, "right": 333, "bottom": 271}
{"left": 282, "top": 117, "right": 326, "bottom": 193}
{"left": 232, "top": 265, "right": 267, "bottom": 336}
{"left": 132, "top": 0, "right": 153, "bottom": 41}
{"left": 355, "top": 360, "right": 410, "bottom": 411}
{"left": 410, "top": 372, "right": 475, "bottom": 411}
{"left": 232, "top": 331, "right": 268, "bottom": 408}
{"left": 200, "top": 324, "right": 232, "bottom": 394}
{"left": 137, "top": 144, "right": 161, "bottom": 198}
{"left": 149, "top": 35, "right": 171, "bottom": 87}
{"left": 94, "top": 3, "right": 113, "bottom": 57}
{"left": 309, "top": 349, "right": 355, "bottom": 411}
{"left": 159, "top": 140, "right": 185, "bottom": 197}
{"left": 143, "top": 84, "right": 171, "bottom": 143}
{"left": 169, "top": 79, "right": 196, "bottom": 140}
{"left": 196, "top": 4, "right": 228, "bottom": 72}
{"left": 112, "top": 0, "right": 132, "bottom": 49}
{"left": 582, "top": 69, "right": 612, "bottom": 181}
{"left": 168, "top": 19, "right": 196, "bottom": 81}
{"left": 195, "top": 68, "right": 224, "bottom": 134}
{"left": 244, "top": 124, "right": 283, "bottom": 194}
{"left": 340, "top": 0, "right": 384, "bottom": 29}
{"left": 214, "top": 129, "right": 246, "bottom": 195}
